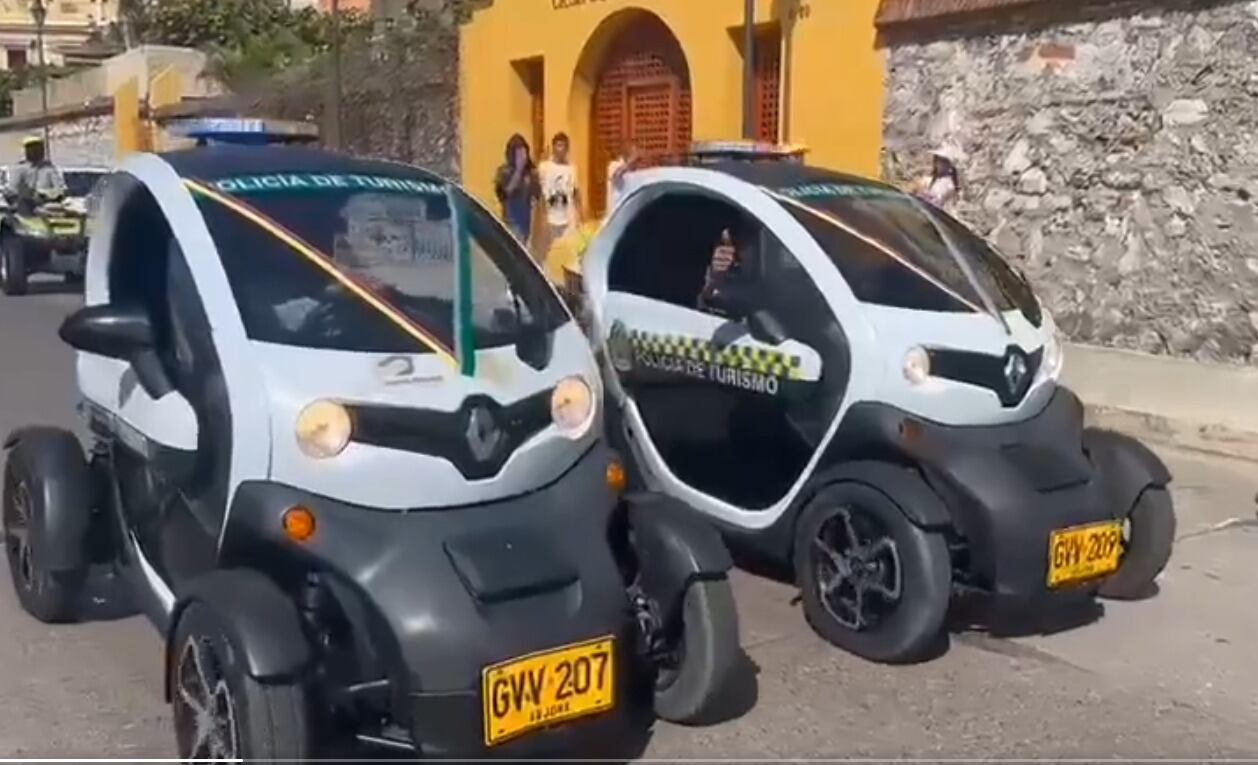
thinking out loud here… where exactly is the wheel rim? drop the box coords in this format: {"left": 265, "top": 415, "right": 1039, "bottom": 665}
{"left": 173, "top": 634, "right": 240, "bottom": 761}
{"left": 812, "top": 505, "right": 903, "bottom": 631}
{"left": 3, "top": 479, "right": 36, "bottom": 591}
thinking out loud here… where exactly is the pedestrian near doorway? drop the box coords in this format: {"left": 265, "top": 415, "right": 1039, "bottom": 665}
{"left": 494, "top": 133, "right": 540, "bottom": 247}
{"left": 605, "top": 140, "right": 641, "bottom": 216}
{"left": 911, "top": 142, "right": 963, "bottom": 209}
{"left": 538, "top": 132, "right": 581, "bottom": 248}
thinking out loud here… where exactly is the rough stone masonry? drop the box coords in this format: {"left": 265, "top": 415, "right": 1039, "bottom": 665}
{"left": 883, "top": 0, "right": 1258, "bottom": 365}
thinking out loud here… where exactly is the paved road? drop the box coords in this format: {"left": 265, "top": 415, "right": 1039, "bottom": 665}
{"left": 2, "top": 283, "right": 1257, "bottom": 759}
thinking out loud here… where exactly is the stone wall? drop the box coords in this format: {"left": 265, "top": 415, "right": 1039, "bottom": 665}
{"left": 882, "top": 0, "right": 1258, "bottom": 365}
{"left": 0, "top": 112, "right": 115, "bottom": 167}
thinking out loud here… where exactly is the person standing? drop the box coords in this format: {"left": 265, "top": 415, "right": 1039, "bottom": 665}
{"left": 538, "top": 132, "right": 581, "bottom": 249}
{"left": 911, "top": 142, "right": 963, "bottom": 209}
{"left": 605, "top": 140, "right": 640, "bottom": 215}
{"left": 493, "top": 133, "right": 539, "bottom": 246}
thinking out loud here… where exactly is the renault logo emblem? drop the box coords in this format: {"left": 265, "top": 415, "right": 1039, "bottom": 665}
{"left": 466, "top": 405, "right": 502, "bottom": 463}
{"left": 1003, "top": 351, "right": 1028, "bottom": 394}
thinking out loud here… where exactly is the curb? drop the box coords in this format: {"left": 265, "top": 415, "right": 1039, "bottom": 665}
{"left": 1082, "top": 404, "right": 1258, "bottom": 464}
{"left": 1065, "top": 343, "right": 1258, "bottom": 464}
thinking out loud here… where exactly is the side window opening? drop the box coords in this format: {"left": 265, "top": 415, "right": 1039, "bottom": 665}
{"left": 107, "top": 185, "right": 176, "bottom": 369}
{"left": 608, "top": 192, "right": 753, "bottom": 311}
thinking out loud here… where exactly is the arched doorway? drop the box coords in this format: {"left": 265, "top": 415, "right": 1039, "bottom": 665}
{"left": 587, "top": 13, "right": 692, "bottom": 217}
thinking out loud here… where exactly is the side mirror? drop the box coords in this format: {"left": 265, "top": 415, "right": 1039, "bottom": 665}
{"left": 746, "top": 310, "right": 788, "bottom": 346}
{"left": 59, "top": 305, "right": 173, "bottom": 400}
{"left": 515, "top": 319, "right": 554, "bottom": 372}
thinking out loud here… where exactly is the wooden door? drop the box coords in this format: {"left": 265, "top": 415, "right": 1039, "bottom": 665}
{"left": 589, "top": 18, "right": 692, "bottom": 217}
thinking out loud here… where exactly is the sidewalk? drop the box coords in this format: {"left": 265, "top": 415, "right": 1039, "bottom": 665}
{"left": 1064, "top": 343, "right": 1258, "bottom": 463}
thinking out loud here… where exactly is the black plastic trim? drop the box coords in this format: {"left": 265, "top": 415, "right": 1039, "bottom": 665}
{"left": 926, "top": 344, "right": 1043, "bottom": 407}
{"left": 348, "top": 389, "right": 553, "bottom": 481}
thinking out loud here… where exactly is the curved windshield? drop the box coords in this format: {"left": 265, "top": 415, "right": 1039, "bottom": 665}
{"left": 771, "top": 182, "right": 1040, "bottom": 323}
{"left": 188, "top": 171, "right": 568, "bottom": 355}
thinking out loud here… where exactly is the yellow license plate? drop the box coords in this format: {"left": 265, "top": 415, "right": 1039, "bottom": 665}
{"left": 1047, "top": 521, "right": 1123, "bottom": 587}
{"left": 482, "top": 636, "right": 615, "bottom": 747}
{"left": 50, "top": 219, "right": 81, "bottom": 234}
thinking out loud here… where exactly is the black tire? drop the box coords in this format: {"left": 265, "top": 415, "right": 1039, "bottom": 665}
{"left": 0, "top": 234, "right": 27, "bottom": 296}
{"left": 2, "top": 450, "right": 87, "bottom": 623}
{"left": 794, "top": 481, "right": 951, "bottom": 664}
{"left": 171, "top": 602, "right": 310, "bottom": 762}
{"left": 1098, "top": 487, "right": 1176, "bottom": 600}
{"left": 652, "top": 578, "right": 739, "bottom": 725}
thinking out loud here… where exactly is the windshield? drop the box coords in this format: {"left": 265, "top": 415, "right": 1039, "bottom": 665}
{"left": 187, "top": 171, "right": 568, "bottom": 356}
{"left": 772, "top": 182, "right": 1040, "bottom": 323}
{"left": 63, "top": 171, "right": 103, "bottom": 199}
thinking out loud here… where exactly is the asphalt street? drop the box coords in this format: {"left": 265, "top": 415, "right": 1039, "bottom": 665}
{"left": 1, "top": 280, "right": 1256, "bottom": 759}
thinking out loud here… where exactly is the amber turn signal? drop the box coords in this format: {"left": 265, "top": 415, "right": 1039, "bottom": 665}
{"left": 282, "top": 506, "right": 317, "bottom": 543}
{"left": 606, "top": 459, "right": 627, "bottom": 495}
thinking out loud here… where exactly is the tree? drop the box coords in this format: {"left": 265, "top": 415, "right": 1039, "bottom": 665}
{"left": 110, "top": 0, "right": 369, "bottom": 87}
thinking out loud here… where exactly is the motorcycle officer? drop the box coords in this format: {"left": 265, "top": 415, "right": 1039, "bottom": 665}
{"left": 6, "top": 135, "right": 67, "bottom": 212}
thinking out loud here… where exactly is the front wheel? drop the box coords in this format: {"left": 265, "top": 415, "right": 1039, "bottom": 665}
{"left": 171, "top": 602, "right": 310, "bottom": 762}
{"left": 1098, "top": 487, "right": 1176, "bottom": 600}
{"left": 795, "top": 481, "right": 951, "bottom": 664}
{"left": 651, "top": 578, "right": 739, "bottom": 725}
{"left": 0, "top": 235, "right": 27, "bottom": 296}
{"left": 3, "top": 449, "right": 87, "bottom": 623}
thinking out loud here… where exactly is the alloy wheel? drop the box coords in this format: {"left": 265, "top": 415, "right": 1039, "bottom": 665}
{"left": 812, "top": 505, "right": 903, "bottom": 631}
{"left": 173, "top": 634, "right": 240, "bottom": 761}
{"left": 3, "top": 480, "right": 35, "bottom": 591}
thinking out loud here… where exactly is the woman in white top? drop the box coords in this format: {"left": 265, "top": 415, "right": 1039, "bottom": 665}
{"left": 912, "top": 143, "right": 963, "bottom": 209}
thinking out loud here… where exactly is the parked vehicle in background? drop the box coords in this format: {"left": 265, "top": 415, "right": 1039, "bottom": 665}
{"left": 0, "top": 165, "right": 105, "bottom": 295}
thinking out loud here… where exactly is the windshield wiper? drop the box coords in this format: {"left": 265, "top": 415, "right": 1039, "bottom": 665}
{"left": 906, "top": 195, "right": 1011, "bottom": 335}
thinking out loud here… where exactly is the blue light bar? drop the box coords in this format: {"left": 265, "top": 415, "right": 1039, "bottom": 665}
{"left": 689, "top": 140, "right": 809, "bottom": 164}
{"left": 172, "top": 117, "right": 321, "bottom": 146}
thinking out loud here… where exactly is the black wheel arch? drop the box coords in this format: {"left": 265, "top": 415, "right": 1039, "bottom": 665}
{"left": 624, "top": 491, "right": 733, "bottom": 620}
{"left": 788, "top": 461, "right": 952, "bottom": 564}
{"left": 164, "top": 568, "right": 315, "bottom": 702}
{"left": 3, "top": 426, "right": 95, "bottom": 572}
{"left": 1082, "top": 427, "right": 1173, "bottom": 516}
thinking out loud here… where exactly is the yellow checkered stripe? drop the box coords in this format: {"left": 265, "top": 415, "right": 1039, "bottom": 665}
{"left": 628, "top": 330, "right": 803, "bottom": 380}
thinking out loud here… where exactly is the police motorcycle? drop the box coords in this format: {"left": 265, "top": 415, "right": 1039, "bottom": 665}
{"left": 0, "top": 140, "right": 89, "bottom": 295}
{"left": 1, "top": 120, "right": 740, "bottom": 759}
{"left": 583, "top": 140, "right": 1175, "bottom": 664}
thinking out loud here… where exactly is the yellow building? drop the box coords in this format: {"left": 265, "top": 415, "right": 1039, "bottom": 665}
{"left": 459, "top": 0, "right": 884, "bottom": 218}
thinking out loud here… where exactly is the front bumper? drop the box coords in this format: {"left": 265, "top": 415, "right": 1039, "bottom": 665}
{"left": 848, "top": 388, "right": 1151, "bottom": 606}
{"left": 221, "top": 444, "right": 646, "bottom": 756}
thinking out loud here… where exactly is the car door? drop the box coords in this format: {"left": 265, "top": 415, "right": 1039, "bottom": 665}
{"left": 76, "top": 177, "right": 211, "bottom": 595}
{"left": 599, "top": 188, "right": 850, "bottom": 520}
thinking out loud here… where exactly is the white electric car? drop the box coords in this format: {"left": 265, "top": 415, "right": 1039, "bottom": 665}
{"left": 584, "top": 142, "right": 1176, "bottom": 664}
{"left": 2, "top": 124, "right": 741, "bottom": 759}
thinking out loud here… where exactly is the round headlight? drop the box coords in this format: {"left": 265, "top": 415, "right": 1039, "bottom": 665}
{"left": 295, "top": 399, "right": 352, "bottom": 459}
{"left": 1042, "top": 329, "right": 1065, "bottom": 380}
{"left": 903, "top": 346, "right": 932, "bottom": 386}
{"left": 551, "top": 376, "right": 595, "bottom": 439}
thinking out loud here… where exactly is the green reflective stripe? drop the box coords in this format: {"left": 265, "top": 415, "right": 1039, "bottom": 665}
{"left": 449, "top": 188, "right": 476, "bottom": 378}
{"left": 627, "top": 329, "right": 803, "bottom": 380}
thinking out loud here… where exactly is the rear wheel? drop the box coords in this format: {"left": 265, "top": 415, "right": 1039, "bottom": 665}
{"left": 171, "top": 602, "right": 310, "bottom": 762}
{"left": 0, "top": 234, "right": 27, "bottom": 296}
{"left": 795, "top": 481, "right": 951, "bottom": 664}
{"left": 1099, "top": 487, "right": 1176, "bottom": 600}
{"left": 2, "top": 449, "right": 87, "bottom": 623}
{"left": 650, "top": 578, "right": 739, "bottom": 725}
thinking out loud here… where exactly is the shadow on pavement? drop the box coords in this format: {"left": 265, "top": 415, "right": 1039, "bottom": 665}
{"left": 946, "top": 590, "right": 1105, "bottom": 639}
